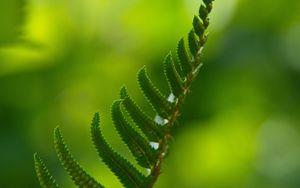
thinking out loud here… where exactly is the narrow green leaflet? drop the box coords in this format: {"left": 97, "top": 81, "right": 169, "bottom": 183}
{"left": 193, "top": 16, "right": 205, "bottom": 39}
{"left": 199, "top": 5, "right": 208, "bottom": 22}
{"left": 163, "top": 53, "right": 184, "bottom": 98}
{"left": 177, "top": 38, "right": 193, "bottom": 75}
{"left": 112, "top": 100, "right": 158, "bottom": 168}
{"left": 34, "top": 153, "right": 59, "bottom": 188}
{"left": 120, "top": 86, "right": 163, "bottom": 142}
{"left": 200, "top": 2, "right": 213, "bottom": 27}
{"left": 173, "top": 57, "right": 185, "bottom": 79}
{"left": 91, "top": 113, "right": 149, "bottom": 188}
{"left": 188, "top": 30, "right": 199, "bottom": 57}
{"left": 54, "top": 127, "right": 104, "bottom": 188}
{"left": 137, "top": 67, "right": 173, "bottom": 119}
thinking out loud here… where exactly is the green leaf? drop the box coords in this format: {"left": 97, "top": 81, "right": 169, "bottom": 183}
{"left": 188, "top": 30, "right": 199, "bottom": 57}
{"left": 33, "top": 153, "right": 59, "bottom": 188}
{"left": 177, "top": 38, "right": 193, "bottom": 75}
{"left": 91, "top": 113, "right": 149, "bottom": 188}
{"left": 112, "top": 100, "right": 158, "bottom": 169}
{"left": 193, "top": 16, "right": 205, "bottom": 38}
{"left": 163, "top": 53, "right": 184, "bottom": 98}
{"left": 54, "top": 127, "right": 104, "bottom": 188}
{"left": 173, "top": 57, "right": 185, "bottom": 79}
{"left": 137, "top": 67, "right": 173, "bottom": 119}
{"left": 120, "top": 86, "right": 163, "bottom": 142}
{"left": 199, "top": 5, "right": 208, "bottom": 22}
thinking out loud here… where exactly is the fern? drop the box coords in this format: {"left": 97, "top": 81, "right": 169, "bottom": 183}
{"left": 34, "top": 0, "right": 215, "bottom": 187}
{"left": 33, "top": 153, "right": 58, "bottom": 188}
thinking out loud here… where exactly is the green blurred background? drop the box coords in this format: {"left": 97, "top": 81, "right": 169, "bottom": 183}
{"left": 1, "top": 0, "right": 300, "bottom": 187}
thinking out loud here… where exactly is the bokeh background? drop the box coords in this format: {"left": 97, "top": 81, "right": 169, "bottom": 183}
{"left": 1, "top": 0, "right": 300, "bottom": 187}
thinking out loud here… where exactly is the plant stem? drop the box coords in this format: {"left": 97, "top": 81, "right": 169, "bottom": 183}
{"left": 148, "top": 41, "right": 206, "bottom": 188}
{"left": 147, "top": 1, "right": 214, "bottom": 184}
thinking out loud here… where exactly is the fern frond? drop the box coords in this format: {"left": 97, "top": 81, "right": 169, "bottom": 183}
{"left": 34, "top": 153, "right": 59, "bottom": 188}
{"left": 177, "top": 38, "right": 194, "bottom": 75}
{"left": 163, "top": 53, "right": 184, "bottom": 98}
{"left": 120, "top": 86, "right": 163, "bottom": 142}
{"left": 112, "top": 100, "right": 158, "bottom": 169}
{"left": 54, "top": 127, "right": 104, "bottom": 188}
{"left": 137, "top": 67, "right": 173, "bottom": 119}
{"left": 91, "top": 112, "right": 149, "bottom": 188}
{"left": 34, "top": 1, "right": 215, "bottom": 187}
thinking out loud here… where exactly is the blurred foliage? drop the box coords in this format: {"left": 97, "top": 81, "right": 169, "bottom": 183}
{"left": 0, "top": 0, "right": 26, "bottom": 45}
{"left": 0, "top": 0, "right": 299, "bottom": 187}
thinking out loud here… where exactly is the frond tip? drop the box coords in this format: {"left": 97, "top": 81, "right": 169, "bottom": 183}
{"left": 54, "top": 126, "right": 104, "bottom": 188}
{"left": 34, "top": 153, "right": 59, "bottom": 188}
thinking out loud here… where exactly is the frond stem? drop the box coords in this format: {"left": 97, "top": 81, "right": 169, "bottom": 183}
{"left": 148, "top": 35, "right": 208, "bottom": 188}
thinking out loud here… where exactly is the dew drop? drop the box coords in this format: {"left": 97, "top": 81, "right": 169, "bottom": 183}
{"left": 150, "top": 142, "right": 159, "bottom": 150}
{"left": 154, "top": 115, "right": 167, "bottom": 125}
{"left": 163, "top": 119, "right": 169, "bottom": 124}
{"left": 146, "top": 168, "right": 151, "bottom": 175}
{"left": 154, "top": 115, "right": 169, "bottom": 126}
{"left": 167, "top": 93, "right": 176, "bottom": 103}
